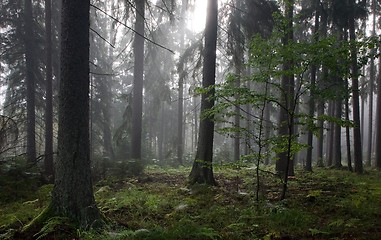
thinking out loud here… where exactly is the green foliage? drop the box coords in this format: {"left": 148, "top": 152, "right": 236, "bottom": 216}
{"left": 1, "top": 167, "right": 381, "bottom": 239}
{"left": 34, "top": 217, "right": 76, "bottom": 240}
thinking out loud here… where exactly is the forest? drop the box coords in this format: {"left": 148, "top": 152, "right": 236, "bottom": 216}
{"left": 0, "top": 0, "right": 381, "bottom": 239}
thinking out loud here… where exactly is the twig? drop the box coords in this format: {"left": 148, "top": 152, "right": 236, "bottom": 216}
{"left": 90, "top": 27, "right": 115, "bottom": 48}
{"left": 90, "top": 4, "right": 175, "bottom": 54}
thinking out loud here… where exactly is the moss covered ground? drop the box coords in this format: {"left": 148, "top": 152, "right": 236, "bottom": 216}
{"left": 1, "top": 166, "right": 380, "bottom": 239}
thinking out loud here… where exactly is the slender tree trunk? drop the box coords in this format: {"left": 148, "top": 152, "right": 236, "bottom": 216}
{"left": 24, "top": 0, "right": 36, "bottom": 164}
{"left": 367, "top": 0, "right": 376, "bottom": 166}
{"left": 194, "top": 95, "right": 198, "bottom": 152}
{"left": 177, "top": 76, "right": 184, "bottom": 165}
{"left": 306, "top": 0, "right": 320, "bottom": 172}
{"left": 177, "top": 0, "right": 187, "bottom": 166}
{"left": 131, "top": 0, "right": 145, "bottom": 162}
{"left": 264, "top": 103, "right": 271, "bottom": 165}
{"left": 50, "top": 0, "right": 100, "bottom": 227}
{"left": 279, "top": 0, "right": 295, "bottom": 200}
{"left": 316, "top": 6, "right": 328, "bottom": 168}
{"left": 317, "top": 100, "right": 325, "bottom": 167}
{"left": 334, "top": 97, "right": 343, "bottom": 168}
{"left": 345, "top": 77, "right": 353, "bottom": 171}
{"left": 327, "top": 100, "right": 335, "bottom": 167}
{"left": 360, "top": 78, "right": 365, "bottom": 145}
{"left": 375, "top": 43, "right": 381, "bottom": 169}
{"left": 189, "top": 0, "right": 218, "bottom": 185}
{"left": 349, "top": 0, "right": 363, "bottom": 174}
{"left": 158, "top": 103, "right": 164, "bottom": 162}
{"left": 277, "top": 0, "right": 295, "bottom": 179}
{"left": 44, "top": 0, "right": 54, "bottom": 179}
{"left": 244, "top": 79, "right": 252, "bottom": 156}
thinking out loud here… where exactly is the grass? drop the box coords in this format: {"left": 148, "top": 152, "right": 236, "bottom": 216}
{"left": 1, "top": 165, "right": 381, "bottom": 239}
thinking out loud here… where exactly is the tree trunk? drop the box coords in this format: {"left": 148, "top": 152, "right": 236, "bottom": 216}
{"left": 176, "top": 0, "right": 187, "bottom": 166}
{"left": 316, "top": 4, "right": 328, "bottom": 168}
{"left": 44, "top": 0, "right": 54, "bottom": 180}
{"left": 189, "top": 0, "right": 218, "bottom": 185}
{"left": 306, "top": 0, "right": 320, "bottom": 172}
{"left": 131, "top": 0, "right": 145, "bottom": 162}
{"left": 24, "top": 0, "right": 36, "bottom": 164}
{"left": 349, "top": 0, "right": 363, "bottom": 174}
{"left": 327, "top": 100, "right": 335, "bottom": 167}
{"left": 367, "top": 0, "right": 376, "bottom": 166}
{"left": 50, "top": 0, "right": 101, "bottom": 227}
{"left": 375, "top": 42, "right": 381, "bottom": 169}
{"left": 279, "top": 0, "right": 295, "bottom": 200}
{"left": 334, "top": 98, "right": 343, "bottom": 168}
{"left": 244, "top": 79, "right": 251, "bottom": 156}
{"left": 345, "top": 77, "right": 353, "bottom": 171}
{"left": 276, "top": 0, "right": 295, "bottom": 179}
{"left": 264, "top": 103, "right": 271, "bottom": 165}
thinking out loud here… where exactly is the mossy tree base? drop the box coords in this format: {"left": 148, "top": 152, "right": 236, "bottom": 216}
{"left": 19, "top": 204, "right": 104, "bottom": 240}
{"left": 189, "top": 161, "right": 217, "bottom": 186}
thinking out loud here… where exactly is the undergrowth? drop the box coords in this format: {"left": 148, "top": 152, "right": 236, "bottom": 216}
{"left": 1, "top": 165, "right": 380, "bottom": 239}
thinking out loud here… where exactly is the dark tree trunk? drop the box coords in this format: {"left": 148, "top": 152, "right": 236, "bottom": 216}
{"left": 244, "top": 79, "right": 252, "bottom": 156}
{"left": 131, "top": 0, "right": 145, "bottom": 161}
{"left": 327, "top": 100, "right": 335, "bottom": 167}
{"left": 334, "top": 98, "right": 343, "bottom": 168}
{"left": 189, "top": 0, "right": 218, "bottom": 185}
{"left": 24, "top": 0, "right": 36, "bottom": 164}
{"left": 50, "top": 0, "right": 101, "bottom": 227}
{"left": 232, "top": 0, "right": 243, "bottom": 162}
{"left": 277, "top": 0, "right": 295, "bottom": 180}
{"left": 264, "top": 103, "right": 271, "bottom": 165}
{"left": 316, "top": 3, "right": 328, "bottom": 168}
{"left": 279, "top": 0, "right": 295, "bottom": 200}
{"left": 44, "top": 0, "right": 54, "bottom": 179}
{"left": 375, "top": 43, "right": 381, "bottom": 169}
{"left": 306, "top": 0, "right": 320, "bottom": 172}
{"left": 349, "top": 0, "right": 363, "bottom": 174}
{"left": 317, "top": 99, "right": 325, "bottom": 167}
{"left": 194, "top": 95, "right": 198, "bottom": 152}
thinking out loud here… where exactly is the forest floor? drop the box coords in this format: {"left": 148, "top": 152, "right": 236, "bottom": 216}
{"left": 0, "top": 165, "right": 381, "bottom": 239}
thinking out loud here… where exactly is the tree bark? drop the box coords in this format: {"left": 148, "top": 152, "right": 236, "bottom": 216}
{"left": 327, "top": 100, "right": 334, "bottom": 167}
{"left": 334, "top": 98, "right": 343, "bottom": 168}
{"left": 44, "top": 0, "right": 54, "bottom": 179}
{"left": 345, "top": 77, "right": 353, "bottom": 171}
{"left": 24, "top": 0, "right": 36, "bottom": 164}
{"left": 49, "top": 0, "right": 101, "bottom": 227}
{"left": 131, "top": 0, "right": 145, "bottom": 162}
{"left": 375, "top": 42, "right": 381, "bottom": 169}
{"left": 306, "top": 0, "right": 320, "bottom": 172}
{"left": 189, "top": 0, "right": 218, "bottom": 185}
{"left": 367, "top": 0, "right": 376, "bottom": 166}
{"left": 349, "top": 0, "right": 363, "bottom": 174}
{"left": 277, "top": 0, "right": 295, "bottom": 179}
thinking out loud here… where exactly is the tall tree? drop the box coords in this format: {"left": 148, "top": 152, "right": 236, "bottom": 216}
{"left": 189, "top": 0, "right": 218, "bottom": 185}
{"left": 375, "top": 43, "right": 381, "bottom": 169}
{"left": 131, "top": 0, "right": 145, "bottom": 162}
{"left": 177, "top": 0, "right": 187, "bottom": 166}
{"left": 44, "top": 0, "right": 54, "bottom": 180}
{"left": 367, "top": 0, "right": 376, "bottom": 166}
{"left": 276, "top": 0, "right": 295, "bottom": 179}
{"left": 348, "top": 0, "right": 363, "bottom": 174}
{"left": 306, "top": 0, "right": 320, "bottom": 172}
{"left": 24, "top": 0, "right": 37, "bottom": 164}
{"left": 48, "top": 0, "right": 100, "bottom": 227}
